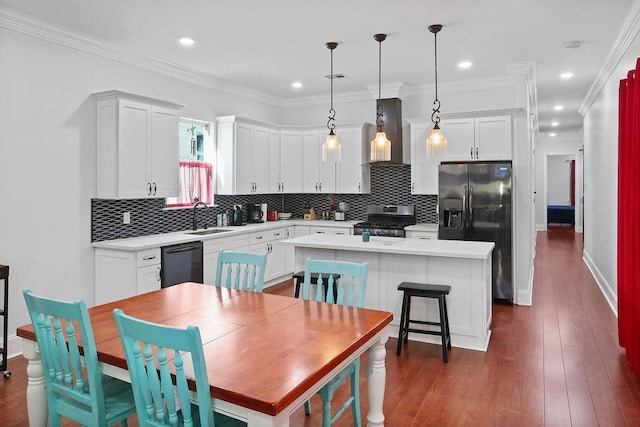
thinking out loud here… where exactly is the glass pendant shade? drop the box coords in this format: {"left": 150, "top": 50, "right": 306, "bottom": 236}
{"left": 322, "top": 130, "right": 341, "bottom": 162}
{"left": 370, "top": 130, "right": 391, "bottom": 161}
{"left": 426, "top": 123, "right": 447, "bottom": 159}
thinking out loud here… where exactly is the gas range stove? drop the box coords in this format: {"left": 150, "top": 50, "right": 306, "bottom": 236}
{"left": 353, "top": 205, "right": 416, "bottom": 238}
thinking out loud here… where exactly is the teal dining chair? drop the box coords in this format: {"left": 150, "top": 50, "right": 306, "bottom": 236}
{"left": 22, "top": 289, "right": 136, "bottom": 427}
{"left": 215, "top": 250, "right": 267, "bottom": 292}
{"left": 113, "top": 308, "right": 246, "bottom": 427}
{"left": 300, "top": 258, "right": 369, "bottom": 427}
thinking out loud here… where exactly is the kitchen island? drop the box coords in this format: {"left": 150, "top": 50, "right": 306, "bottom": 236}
{"left": 282, "top": 234, "right": 495, "bottom": 351}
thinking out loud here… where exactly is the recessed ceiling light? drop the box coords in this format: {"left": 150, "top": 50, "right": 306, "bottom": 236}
{"left": 560, "top": 72, "right": 574, "bottom": 79}
{"left": 178, "top": 36, "right": 196, "bottom": 46}
{"left": 551, "top": 121, "right": 559, "bottom": 127}
{"left": 458, "top": 61, "right": 472, "bottom": 69}
{"left": 550, "top": 133, "right": 557, "bottom": 137}
{"left": 291, "top": 82, "right": 303, "bottom": 89}
{"left": 554, "top": 105, "right": 564, "bottom": 111}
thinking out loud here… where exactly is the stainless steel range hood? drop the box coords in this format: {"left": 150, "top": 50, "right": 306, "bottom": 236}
{"left": 370, "top": 98, "right": 405, "bottom": 165}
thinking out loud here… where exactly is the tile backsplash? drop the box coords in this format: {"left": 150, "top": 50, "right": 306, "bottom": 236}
{"left": 92, "top": 164, "right": 438, "bottom": 242}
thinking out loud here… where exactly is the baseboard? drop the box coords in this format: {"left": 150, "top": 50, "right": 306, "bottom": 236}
{"left": 516, "top": 256, "right": 534, "bottom": 306}
{"left": 2, "top": 334, "right": 23, "bottom": 361}
{"left": 582, "top": 249, "right": 617, "bottom": 316}
{"left": 536, "top": 223, "right": 547, "bottom": 231}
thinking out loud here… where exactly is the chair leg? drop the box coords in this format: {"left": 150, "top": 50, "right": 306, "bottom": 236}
{"left": 322, "top": 398, "right": 332, "bottom": 427}
{"left": 439, "top": 295, "right": 448, "bottom": 363}
{"left": 351, "top": 359, "right": 362, "bottom": 427}
{"left": 294, "top": 278, "right": 301, "bottom": 298}
{"left": 121, "top": 418, "right": 129, "bottom": 427}
{"left": 404, "top": 295, "right": 412, "bottom": 344}
{"left": 443, "top": 296, "right": 451, "bottom": 350}
{"left": 304, "top": 399, "right": 312, "bottom": 415}
{"left": 396, "top": 292, "right": 408, "bottom": 356}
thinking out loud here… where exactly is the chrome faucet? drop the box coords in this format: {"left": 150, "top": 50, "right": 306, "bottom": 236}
{"left": 192, "top": 201, "right": 208, "bottom": 230}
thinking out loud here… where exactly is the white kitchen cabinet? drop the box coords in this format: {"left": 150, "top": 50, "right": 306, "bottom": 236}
{"left": 409, "top": 121, "right": 440, "bottom": 195}
{"left": 302, "top": 130, "right": 335, "bottom": 193}
{"left": 270, "top": 130, "right": 303, "bottom": 193}
{"left": 406, "top": 230, "right": 438, "bottom": 240}
{"left": 309, "top": 226, "right": 352, "bottom": 236}
{"left": 443, "top": 115, "right": 512, "bottom": 162}
{"left": 95, "top": 247, "right": 161, "bottom": 305}
{"left": 95, "top": 90, "right": 182, "bottom": 199}
{"left": 335, "top": 124, "right": 373, "bottom": 194}
{"left": 216, "top": 116, "right": 269, "bottom": 195}
{"left": 249, "top": 227, "right": 292, "bottom": 284}
{"left": 203, "top": 234, "right": 251, "bottom": 285}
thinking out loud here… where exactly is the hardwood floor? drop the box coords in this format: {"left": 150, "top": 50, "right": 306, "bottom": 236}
{"left": 2, "top": 231, "right": 640, "bottom": 426}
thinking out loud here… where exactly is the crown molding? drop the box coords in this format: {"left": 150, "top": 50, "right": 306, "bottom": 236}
{"left": 0, "top": 6, "right": 284, "bottom": 107}
{"left": 579, "top": 0, "right": 640, "bottom": 116}
{"left": 365, "top": 81, "right": 409, "bottom": 99}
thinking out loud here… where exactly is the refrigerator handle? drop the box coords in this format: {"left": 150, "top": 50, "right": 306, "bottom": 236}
{"left": 463, "top": 184, "right": 468, "bottom": 229}
{"left": 469, "top": 185, "right": 474, "bottom": 231}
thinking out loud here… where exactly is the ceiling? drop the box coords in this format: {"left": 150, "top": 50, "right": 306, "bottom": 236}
{"left": 0, "top": 0, "right": 634, "bottom": 139}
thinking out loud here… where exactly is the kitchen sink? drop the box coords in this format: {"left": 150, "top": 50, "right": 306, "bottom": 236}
{"left": 186, "top": 229, "right": 233, "bottom": 235}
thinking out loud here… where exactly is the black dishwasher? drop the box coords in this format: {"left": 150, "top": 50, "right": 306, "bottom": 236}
{"left": 161, "top": 241, "right": 203, "bottom": 288}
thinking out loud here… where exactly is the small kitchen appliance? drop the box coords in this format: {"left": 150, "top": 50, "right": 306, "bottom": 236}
{"left": 231, "top": 205, "right": 244, "bottom": 226}
{"left": 353, "top": 205, "right": 416, "bottom": 237}
{"left": 249, "top": 203, "right": 264, "bottom": 223}
{"left": 335, "top": 201, "right": 349, "bottom": 221}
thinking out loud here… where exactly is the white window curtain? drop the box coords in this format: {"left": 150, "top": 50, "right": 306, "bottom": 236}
{"left": 167, "top": 160, "right": 212, "bottom": 207}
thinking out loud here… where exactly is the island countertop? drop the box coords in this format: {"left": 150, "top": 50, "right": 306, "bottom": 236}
{"left": 282, "top": 234, "right": 494, "bottom": 260}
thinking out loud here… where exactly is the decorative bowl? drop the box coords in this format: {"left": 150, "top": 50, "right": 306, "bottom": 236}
{"left": 277, "top": 212, "right": 292, "bottom": 220}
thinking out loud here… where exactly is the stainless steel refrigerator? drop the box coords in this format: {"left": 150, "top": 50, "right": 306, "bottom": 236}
{"left": 438, "top": 161, "right": 513, "bottom": 303}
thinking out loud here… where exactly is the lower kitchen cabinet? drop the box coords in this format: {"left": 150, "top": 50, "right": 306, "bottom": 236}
{"left": 249, "top": 227, "right": 293, "bottom": 284}
{"left": 95, "top": 247, "right": 161, "bottom": 305}
{"left": 309, "top": 226, "right": 352, "bottom": 235}
{"left": 203, "top": 234, "right": 251, "bottom": 285}
{"left": 406, "top": 230, "right": 438, "bottom": 240}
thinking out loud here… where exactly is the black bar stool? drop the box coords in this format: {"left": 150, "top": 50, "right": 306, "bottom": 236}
{"left": 292, "top": 271, "right": 339, "bottom": 301}
{"left": 396, "top": 282, "right": 452, "bottom": 362}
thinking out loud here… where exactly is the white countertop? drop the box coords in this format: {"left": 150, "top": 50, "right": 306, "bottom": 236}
{"left": 282, "top": 234, "right": 494, "bottom": 259}
{"left": 92, "top": 220, "right": 359, "bottom": 251}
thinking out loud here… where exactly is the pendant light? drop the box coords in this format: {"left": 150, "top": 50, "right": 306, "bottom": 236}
{"left": 370, "top": 33, "right": 391, "bottom": 162}
{"left": 322, "top": 42, "right": 341, "bottom": 162}
{"left": 426, "top": 24, "right": 447, "bottom": 159}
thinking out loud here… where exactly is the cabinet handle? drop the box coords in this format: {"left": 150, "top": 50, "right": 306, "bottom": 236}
{"left": 148, "top": 182, "right": 152, "bottom": 196}
{"left": 470, "top": 147, "right": 474, "bottom": 159}
{"left": 358, "top": 182, "right": 361, "bottom": 192}
{"left": 156, "top": 265, "right": 161, "bottom": 282}
{"left": 278, "top": 182, "right": 281, "bottom": 192}
{"left": 274, "top": 232, "right": 281, "bottom": 237}
{"left": 281, "top": 182, "right": 284, "bottom": 192}
{"left": 412, "top": 182, "right": 415, "bottom": 192}
{"left": 142, "top": 256, "right": 156, "bottom": 261}
{"left": 153, "top": 182, "right": 157, "bottom": 195}
{"left": 268, "top": 243, "right": 272, "bottom": 253}
{"left": 418, "top": 237, "right": 432, "bottom": 240}
{"left": 316, "top": 230, "right": 326, "bottom": 234}
{"left": 286, "top": 229, "right": 290, "bottom": 238}
{"left": 255, "top": 236, "right": 263, "bottom": 240}
{"left": 476, "top": 147, "right": 479, "bottom": 159}
{"left": 315, "top": 183, "right": 318, "bottom": 191}
{"left": 319, "top": 182, "right": 322, "bottom": 191}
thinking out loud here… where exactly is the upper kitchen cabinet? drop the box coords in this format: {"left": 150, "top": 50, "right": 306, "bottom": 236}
{"left": 443, "top": 115, "right": 512, "bottom": 161}
{"left": 302, "top": 129, "right": 335, "bottom": 193}
{"left": 216, "top": 116, "right": 269, "bottom": 195}
{"left": 409, "top": 120, "right": 440, "bottom": 195}
{"left": 269, "top": 130, "right": 303, "bottom": 193}
{"left": 95, "top": 90, "right": 183, "bottom": 199}
{"left": 335, "top": 124, "right": 373, "bottom": 194}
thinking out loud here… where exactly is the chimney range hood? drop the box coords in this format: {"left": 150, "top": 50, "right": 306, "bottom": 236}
{"left": 370, "top": 97, "right": 405, "bottom": 164}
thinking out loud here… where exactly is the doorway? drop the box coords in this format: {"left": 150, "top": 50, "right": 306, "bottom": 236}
{"left": 544, "top": 153, "right": 581, "bottom": 231}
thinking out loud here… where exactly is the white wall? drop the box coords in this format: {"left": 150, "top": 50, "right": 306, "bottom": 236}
{"left": 0, "top": 28, "right": 282, "bottom": 356}
{"left": 581, "top": 27, "right": 640, "bottom": 313}
{"left": 547, "top": 155, "right": 573, "bottom": 205}
{"left": 534, "top": 138, "right": 583, "bottom": 230}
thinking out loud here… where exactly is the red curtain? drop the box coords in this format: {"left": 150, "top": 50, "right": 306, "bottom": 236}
{"left": 618, "top": 58, "right": 640, "bottom": 375}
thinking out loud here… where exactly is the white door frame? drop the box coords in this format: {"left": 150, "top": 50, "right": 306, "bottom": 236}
{"left": 543, "top": 152, "right": 581, "bottom": 231}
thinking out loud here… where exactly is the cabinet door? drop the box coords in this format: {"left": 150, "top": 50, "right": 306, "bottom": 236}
{"left": 441, "top": 118, "right": 475, "bottom": 162}
{"left": 251, "top": 126, "right": 269, "bottom": 193}
{"left": 267, "top": 239, "right": 287, "bottom": 281}
{"left": 136, "top": 264, "right": 161, "bottom": 295}
{"left": 410, "top": 123, "right": 440, "bottom": 195}
{"left": 268, "top": 129, "right": 281, "bottom": 193}
{"left": 336, "top": 128, "right": 365, "bottom": 193}
{"left": 118, "top": 100, "right": 151, "bottom": 198}
{"left": 302, "top": 131, "right": 322, "bottom": 193}
{"left": 280, "top": 131, "right": 303, "bottom": 193}
{"left": 475, "top": 116, "right": 512, "bottom": 160}
{"left": 150, "top": 106, "right": 179, "bottom": 198}
{"left": 283, "top": 227, "right": 295, "bottom": 273}
{"left": 235, "top": 123, "right": 254, "bottom": 194}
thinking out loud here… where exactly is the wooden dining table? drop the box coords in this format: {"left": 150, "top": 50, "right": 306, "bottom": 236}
{"left": 16, "top": 282, "right": 393, "bottom": 426}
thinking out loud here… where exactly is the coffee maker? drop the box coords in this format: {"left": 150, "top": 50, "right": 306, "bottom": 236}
{"left": 249, "top": 203, "right": 264, "bottom": 223}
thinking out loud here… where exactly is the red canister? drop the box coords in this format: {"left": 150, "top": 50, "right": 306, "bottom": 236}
{"left": 267, "top": 210, "right": 278, "bottom": 221}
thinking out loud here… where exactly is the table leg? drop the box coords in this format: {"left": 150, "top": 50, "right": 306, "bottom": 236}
{"left": 366, "top": 334, "right": 388, "bottom": 427}
{"left": 23, "top": 339, "right": 48, "bottom": 427}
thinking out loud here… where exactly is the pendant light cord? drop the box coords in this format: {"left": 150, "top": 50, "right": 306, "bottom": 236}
{"left": 376, "top": 36, "right": 384, "bottom": 132}
{"left": 431, "top": 28, "right": 441, "bottom": 125}
{"left": 327, "top": 42, "right": 337, "bottom": 132}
